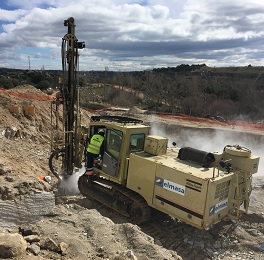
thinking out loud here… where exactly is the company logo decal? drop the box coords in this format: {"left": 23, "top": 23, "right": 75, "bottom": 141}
{"left": 155, "top": 177, "right": 185, "bottom": 196}
{"left": 209, "top": 199, "right": 228, "bottom": 216}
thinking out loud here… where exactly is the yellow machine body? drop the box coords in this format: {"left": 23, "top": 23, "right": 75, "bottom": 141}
{"left": 127, "top": 144, "right": 259, "bottom": 228}
{"left": 87, "top": 116, "right": 259, "bottom": 229}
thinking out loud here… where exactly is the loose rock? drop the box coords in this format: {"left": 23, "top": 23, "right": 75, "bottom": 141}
{"left": 24, "top": 235, "right": 40, "bottom": 243}
{"left": 59, "top": 241, "right": 68, "bottom": 255}
{"left": 42, "top": 237, "right": 60, "bottom": 253}
{"left": 27, "top": 243, "right": 41, "bottom": 255}
{"left": 0, "top": 233, "right": 27, "bottom": 258}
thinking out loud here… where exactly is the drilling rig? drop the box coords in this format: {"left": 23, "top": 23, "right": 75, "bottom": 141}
{"left": 49, "top": 17, "right": 85, "bottom": 179}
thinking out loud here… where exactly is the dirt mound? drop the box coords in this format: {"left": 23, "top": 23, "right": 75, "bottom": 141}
{"left": 0, "top": 84, "right": 54, "bottom": 101}
{"left": 0, "top": 84, "right": 91, "bottom": 179}
{"left": 11, "top": 84, "right": 45, "bottom": 94}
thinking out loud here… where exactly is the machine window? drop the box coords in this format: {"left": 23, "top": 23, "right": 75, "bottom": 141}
{"left": 106, "top": 129, "right": 123, "bottom": 159}
{"left": 129, "top": 134, "right": 145, "bottom": 151}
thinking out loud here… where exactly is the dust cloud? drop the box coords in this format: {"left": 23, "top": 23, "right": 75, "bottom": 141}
{"left": 57, "top": 166, "right": 85, "bottom": 195}
{"left": 150, "top": 122, "right": 264, "bottom": 176}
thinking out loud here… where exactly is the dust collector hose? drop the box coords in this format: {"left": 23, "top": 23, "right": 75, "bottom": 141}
{"left": 48, "top": 149, "right": 65, "bottom": 180}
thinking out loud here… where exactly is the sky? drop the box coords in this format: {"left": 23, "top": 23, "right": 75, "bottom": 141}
{"left": 1, "top": 0, "right": 264, "bottom": 71}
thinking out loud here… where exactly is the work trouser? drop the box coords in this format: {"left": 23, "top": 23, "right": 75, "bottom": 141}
{"left": 86, "top": 152, "right": 98, "bottom": 176}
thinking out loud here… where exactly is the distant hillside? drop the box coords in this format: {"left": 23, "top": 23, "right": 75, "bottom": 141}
{"left": 1, "top": 64, "right": 264, "bottom": 120}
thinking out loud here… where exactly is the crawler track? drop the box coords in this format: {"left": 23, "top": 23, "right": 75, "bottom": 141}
{"left": 78, "top": 174, "right": 151, "bottom": 224}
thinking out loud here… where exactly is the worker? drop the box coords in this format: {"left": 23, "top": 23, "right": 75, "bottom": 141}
{"left": 85, "top": 129, "right": 105, "bottom": 177}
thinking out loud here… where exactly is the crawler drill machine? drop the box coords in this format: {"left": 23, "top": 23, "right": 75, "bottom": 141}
{"left": 49, "top": 18, "right": 260, "bottom": 229}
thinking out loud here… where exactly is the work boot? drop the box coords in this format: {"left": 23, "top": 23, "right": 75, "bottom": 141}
{"left": 85, "top": 170, "right": 94, "bottom": 176}
{"left": 83, "top": 170, "right": 93, "bottom": 183}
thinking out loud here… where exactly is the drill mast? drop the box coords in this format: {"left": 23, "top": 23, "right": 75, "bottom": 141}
{"left": 62, "top": 17, "right": 78, "bottom": 175}
{"left": 49, "top": 17, "right": 85, "bottom": 179}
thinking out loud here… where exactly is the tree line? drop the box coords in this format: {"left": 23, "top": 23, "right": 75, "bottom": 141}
{"left": 1, "top": 65, "right": 264, "bottom": 121}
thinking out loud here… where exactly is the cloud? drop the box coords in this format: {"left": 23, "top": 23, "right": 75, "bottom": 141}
{"left": 0, "top": 9, "right": 28, "bottom": 22}
{"left": 0, "top": 0, "right": 264, "bottom": 70}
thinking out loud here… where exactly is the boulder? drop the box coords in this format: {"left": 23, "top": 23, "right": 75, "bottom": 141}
{"left": 0, "top": 233, "right": 27, "bottom": 258}
{"left": 0, "top": 165, "right": 11, "bottom": 175}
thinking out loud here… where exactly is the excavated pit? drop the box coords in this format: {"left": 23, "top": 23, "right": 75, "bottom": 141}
{"left": 0, "top": 121, "right": 263, "bottom": 230}
{"left": 0, "top": 113, "right": 264, "bottom": 259}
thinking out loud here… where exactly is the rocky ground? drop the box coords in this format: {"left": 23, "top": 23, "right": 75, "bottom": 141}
{"left": 0, "top": 85, "right": 264, "bottom": 260}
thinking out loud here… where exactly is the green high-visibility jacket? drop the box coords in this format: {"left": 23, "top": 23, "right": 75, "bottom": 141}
{"left": 87, "top": 134, "right": 104, "bottom": 155}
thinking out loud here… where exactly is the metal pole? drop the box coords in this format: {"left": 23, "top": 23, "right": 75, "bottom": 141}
{"left": 63, "top": 17, "right": 77, "bottom": 175}
{"left": 28, "top": 56, "right": 31, "bottom": 70}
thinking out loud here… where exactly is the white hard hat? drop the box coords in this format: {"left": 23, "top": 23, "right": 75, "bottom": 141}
{"left": 44, "top": 176, "right": 52, "bottom": 183}
{"left": 98, "top": 129, "right": 105, "bottom": 133}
